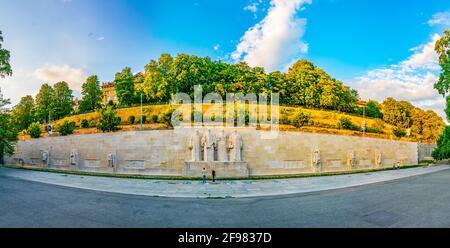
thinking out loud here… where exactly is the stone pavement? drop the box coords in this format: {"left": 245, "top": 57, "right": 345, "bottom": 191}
{"left": 0, "top": 165, "right": 449, "bottom": 198}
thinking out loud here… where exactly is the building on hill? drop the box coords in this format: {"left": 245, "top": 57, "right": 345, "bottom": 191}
{"left": 101, "top": 72, "right": 144, "bottom": 105}
{"left": 101, "top": 82, "right": 117, "bottom": 104}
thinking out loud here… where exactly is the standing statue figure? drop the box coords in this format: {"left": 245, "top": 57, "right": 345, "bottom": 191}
{"left": 228, "top": 130, "right": 244, "bottom": 162}
{"left": 202, "top": 129, "right": 216, "bottom": 162}
{"left": 107, "top": 153, "right": 116, "bottom": 168}
{"left": 42, "top": 150, "right": 50, "bottom": 168}
{"left": 347, "top": 151, "right": 356, "bottom": 168}
{"left": 69, "top": 149, "right": 79, "bottom": 166}
{"left": 375, "top": 150, "right": 382, "bottom": 167}
{"left": 189, "top": 130, "right": 202, "bottom": 161}
{"left": 312, "top": 148, "right": 321, "bottom": 169}
{"left": 216, "top": 130, "right": 228, "bottom": 162}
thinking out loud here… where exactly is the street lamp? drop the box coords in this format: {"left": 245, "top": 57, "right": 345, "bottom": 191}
{"left": 140, "top": 92, "right": 143, "bottom": 130}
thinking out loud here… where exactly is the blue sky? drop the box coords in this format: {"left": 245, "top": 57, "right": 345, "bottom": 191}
{"left": 1, "top": 0, "right": 450, "bottom": 118}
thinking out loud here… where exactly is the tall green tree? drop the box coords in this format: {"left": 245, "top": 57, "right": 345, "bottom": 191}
{"left": 381, "top": 97, "right": 414, "bottom": 129}
{"left": 0, "top": 88, "right": 17, "bottom": 164}
{"left": 34, "top": 83, "right": 55, "bottom": 123}
{"left": 434, "top": 29, "right": 450, "bottom": 98}
{"left": 0, "top": 30, "right": 12, "bottom": 78}
{"left": 366, "top": 100, "right": 383, "bottom": 118}
{"left": 114, "top": 67, "right": 135, "bottom": 106}
{"left": 10, "top": 95, "right": 35, "bottom": 131}
{"left": 53, "top": 81, "right": 73, "bottom": 120}
{"left": 79, "top": 75, "right": 102, "bottom": 113}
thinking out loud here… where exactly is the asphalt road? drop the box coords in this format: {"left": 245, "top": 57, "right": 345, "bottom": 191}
{"left": 1, "top": 169, "right": 450, "bottom": 227}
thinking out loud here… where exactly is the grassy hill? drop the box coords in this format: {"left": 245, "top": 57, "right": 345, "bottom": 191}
{"left": 18, "top": 104, "right": 427, "bottom": 143}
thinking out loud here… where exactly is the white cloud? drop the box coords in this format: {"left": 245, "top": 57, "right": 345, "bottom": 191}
{"left": 213, "top": 44, "right": 220, "bottom": 51}
{"left": 34, "top": 64, "right": 87, "bottom": 91}
{"left": 232, "top": 0, "right": 311, "bottom": 72}
{"left": 351, "top": 34, "right": 446, "bottom": 119}
{"left": 244, "top": 2, "right": 259, "bottom": 13}
{"left": 428, "top": 11, "right": 450, "bottom": 27}
{"left": 97, "top": 37, "right": 105, "bottom": 41}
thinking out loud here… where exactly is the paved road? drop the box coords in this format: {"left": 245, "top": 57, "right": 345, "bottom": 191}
{"left": 1, "top": 169, "right": 450, "bottom": 227}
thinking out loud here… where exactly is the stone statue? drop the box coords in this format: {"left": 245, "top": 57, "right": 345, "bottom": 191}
{"left": 189, "top": 130, "right": 202, "bottom": 161}
{"left": 202, "top": 129, "right": 216, "bottom": 162}
{"left": 107, "top": 153, "right": 116, "bottom": 168}
{"left": 216, "top": 130, "right": 228, "bottom": 162}
{"left": 69, "top": 149, "right": 79, "bottom": 166}
{"left": 347, "top": 151, "right": 356, "bottom": 168}
{"left": 42, "top": 150, "right": 50, "bottom": 168}
{"left": 374, "top": 150, "right": 382, "bottom": 167}
{"left": 312, "top": 147, "right": 321, "bottom": 169}
{"left": 228, "top": 130, "right": 243, "bottom": 162}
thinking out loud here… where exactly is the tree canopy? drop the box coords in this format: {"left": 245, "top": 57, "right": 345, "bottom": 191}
{"left": 80, "top": 75, "right": 103, "bottom": 113}
{"left": 0, "top": 30, "right": 12, "bottom": 78}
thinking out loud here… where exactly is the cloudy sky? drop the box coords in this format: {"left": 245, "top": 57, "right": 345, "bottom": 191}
{"left": 0, "top": 0, "right": 449, "bottom": 120}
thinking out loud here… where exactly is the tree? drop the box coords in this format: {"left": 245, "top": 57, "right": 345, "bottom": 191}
{"left": 434, "top": 30, "right": 450, "bottom": 97}
{"left": 366, "top": 100, "right": 383, "bottom": 119}
{"left": 79, "top": 75, "right": 102, "bottom": 113}
{"left": 0, "top": 30, "right": 12, "bottom": 78}
{"left": 114, "top": 67, "right": 135, "bottom": 106}
{"left": 27, "top": 122, "right": 41, "bottom": 138}
{"left": 57, "top": 118, "right": 76, "bottom": 136}
{"left": 381, "top": 97, "right": 413, "bottom": 128}
{"left": 0, "top": 88, "right": 17, "bottom": 164}
{"left": 98, "top": 107, "right": 121, "bottom": 132}
{"left": 52, "top": 81, "right": 73, "bottom": 120}
{"left": 432, "top": 126, "right": 450, "bottom": 160}
{"left": 10, "top": 95, "right": 35, "bottom": 131}
{"left": 35, "top": 84, "right": 55, "bottom": 123}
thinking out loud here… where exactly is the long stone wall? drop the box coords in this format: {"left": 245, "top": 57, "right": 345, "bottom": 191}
{"left": 5, "top": 128, "right": 430, "bottom": 177}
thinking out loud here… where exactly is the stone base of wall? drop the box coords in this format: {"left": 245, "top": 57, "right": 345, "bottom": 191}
{"left": 184, "top": 161, "right": 249, "bottom": 177}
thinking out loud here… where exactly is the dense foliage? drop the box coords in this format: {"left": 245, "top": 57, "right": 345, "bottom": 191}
{"left": 97, "top": 107, "right": 121, "bottom": 132}
{"left": 0, "top": 89, "right": 18, "bottom": 164}
{"left": 432, "top": 127, "right": 450, "bottom": 160}
{"left": 0, "top": 30, "right": 12, "bottom": 78}
{"left": 27, "top": 122, "right": 41, "bottom": 139}
{"left": 57, "top": 119, "right": 76, "bottom": 136}
{"left": 79, "top": 75, "right": 103, "bottom": 113}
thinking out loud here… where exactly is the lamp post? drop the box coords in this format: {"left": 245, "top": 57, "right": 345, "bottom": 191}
{"left": 140, "top": 92, "right": 143, "bottom": 130}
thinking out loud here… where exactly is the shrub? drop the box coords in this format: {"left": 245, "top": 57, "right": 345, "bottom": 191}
{"left": 97, "top": 107, "right": 121, "bottom": 132}
{"left": 57, "top": 119, "right": 76, "bottom": 136}
{"left": 151, "top": 115, "right": 158, "bottom": 123}
{"left": 158, "top": 108, "right": 176, "bottom": 127}
{"left": 141, "top": 115, "right": 147, "bottom": 124}
{"left": 432, "top": 126, "right": 450, "bottom": 160}
{"left": 127, "top": 115, "right": 136, "bottom": 125}
{"left": 280, "top": 115, "right": 291, "bottom": 125}
{"left": 337, "top": 117, "right": 359, "bottom": 131}
{"left": 392, "top": 127, "right": 407, "bottom": 137}
{"left": 80, "top": 119, "right": 89, "bottom": 128}
{"left": 27, "top": 122, "right": 41, "bottom": 139}
{"left": 292, "top": 111, "right": 311, "bottom": 128}
{"left": 88, "top": 119, "right": 98, "bottom": 128}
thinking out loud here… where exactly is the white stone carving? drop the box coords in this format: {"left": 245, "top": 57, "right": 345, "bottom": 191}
{"left": 42, "top": 150, "right": 50, "bottom": 168}
{"left": 189, "top": 130, "right": 202, "bottom": 162}
{"left": 69, "top": 149, "right": 79, "bottom": 166}
{"left": 107, "top": 153, "right": 117, "bottom": 168}
{"left": 216, "top": 130, "right": 228, "bottom": 162}
{"left": 312, "top": 148, "right": 321, "bottom": 168}
{"left": 202, "top": 129, "right": 216, "bottom": 162}
{"left": 347, "top": 151, "right": 356, "bottom": 167}
{"left": 374, "top": 150, "right": 382, "bottom": 167}
{"left": 228, "top": 130, "right": 243, "bottom": 162}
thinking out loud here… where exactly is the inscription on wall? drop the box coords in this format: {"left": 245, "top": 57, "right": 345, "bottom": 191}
{"left": 268, "top": 160, "right": 306, "bottom": 169}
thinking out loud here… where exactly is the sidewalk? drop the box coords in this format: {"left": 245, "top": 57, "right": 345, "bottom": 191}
{"left": 0, "top": 165, "right": 448, "bottom": 198}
